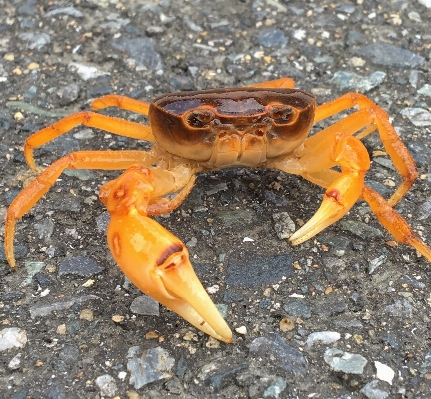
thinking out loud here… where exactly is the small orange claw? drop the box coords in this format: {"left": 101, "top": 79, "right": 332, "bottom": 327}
{"left": 290, "top": 135, "right": 368, "bottom": 245}
{"left": 100, "top": 166, "right": 233, "bottom": 343}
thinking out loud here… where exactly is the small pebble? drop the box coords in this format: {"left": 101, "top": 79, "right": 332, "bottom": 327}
{"left": 235, "top": 326, "right": 247, "bottom": 335}
{"left": 79, "top": 309, "right": 94, "bottom": 321}
{"left": 279, "top": 318, "right": 295, "bottom": 332}
{"left": 206, "top": 336, "right": 221, "bottom": 348}
{"left": 8, "top": 353, "right": 22, "bottom": 370}
{"left": 145, "top": 331, "right": 159, "bottom": 340}
{"left": 14, "top": 112, "right": 24, "bottom": 121}
{"left": 112, "top": 315, "right": 124, "bottom": 323}
{"left": 56, "top": 324, "right": 67, "bottom": 335}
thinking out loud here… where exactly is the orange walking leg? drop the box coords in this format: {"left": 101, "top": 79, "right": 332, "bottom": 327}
{"left": 361, "top": 187, "right": 431, "bottom": 261}
{"left": 91, "top": 94, "right": 150, "bottom": 115}
{"left": 313, "top": 93, "right": 417, "bottom": 206}
{"left": 24, "top": 112, "right": 155, "bottom": 170}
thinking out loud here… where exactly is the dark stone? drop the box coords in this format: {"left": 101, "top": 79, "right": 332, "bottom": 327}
{"left": 42, "top": 384, "right": 66, "bottom": 399}
{"left": 365, "top": 180, "right": 393, "bottom": 198}
{"left": 2, "top": 292, "right": 25, "bottom": 302}
{"left": 169, "top": 76, "right": 194, "bottom": 91}
{"left": 164, "top": 377, "right": 183, "bottom": 395}
{"left": 264, "top": 190, "right": 289, "bottom": 206}
{"left": 176, "top": 356, "right": 188, "bottom": 378}
{"left": 223, "top": 290, "right": 244, "bottom": 303}
{"left": 283, "top": 299, "right": 312, "bottom": 319}
{"left": 407, "top": 142, "right": 431, "bottom": 167}
{"left": 314, "top": 298, "right": 347, "bottom": 316}
{"left": 59, "top": 345, "right": 79, "bottom": 362}
{"left": 399, "top": 275, "right": 426, "bottom": 289}
{"left": 50, "top": 358, "right": 67, "bottom": 372}
{"left": 0, "top": 118, "right": 10, "bottom": 130}
{"left": 66, "top": 320, "right": 81, "bottom": 334}
{"left": 340, "top": 220, "right": 383, "bottom": 240}
{"left": 109, "top": 37, "right": 163, "bottom": 71}
{"left": 379, "top": 332, "right": 400, "bottom": 350}
{"left": 318, "top": 234, "right": 351, "bottom": 253}
{"left": 23, "top": 86, "right": 37, "bottom": 100}
{"left": 58, "top": 256, "right": 104, "bottom": 277}
{"left": 227, "top": 252, "right": 294, "bottom": 288}
{"left": 34, "top": 273, "right": 53, "bottom": 288}
{"left": 346, "top": 30, "right": 366, "bottom": 46}
{"left": 259, "top": 298, "right": 271, "bottom": 309}
{"left": 20, "top": 123, "right": 42, "bottom": 133}
{"left": 56, "top": 83, "right": 80, "bottom": 105}
{"left": 5, "top": 189, "right": 20, "bottom": 205}
{"left": 87, "top": 84, "right": 113, "bottom": 97}
{"left": 201, "top": 358, "right": 248, "bottom": 391}
{"left": 44, "top": 135, "right": 80, "bottom": 157}
{"left": 226, "top": 65, "right": 256, "bottom": 80}
{"left": 257, "top": 28, "right": 287, "bottom": 48}
{"left": 249, "top": 334, "right": 308, "bottom": 375}
{"left": 11, "top": 389, "right": 29, "bottom": 399}
{"left": 18, "top": 0, "right": 38, "bottom": 16}
{"left": 0, "top": 243, "right": 27, "bottom": 262}
{"left": 353, "top": 42, "right": 425, "bottom": 68}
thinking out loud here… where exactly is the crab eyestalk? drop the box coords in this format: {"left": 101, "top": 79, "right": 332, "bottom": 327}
{"left": 99, "top": 166, "right": 233, "bottom": 343}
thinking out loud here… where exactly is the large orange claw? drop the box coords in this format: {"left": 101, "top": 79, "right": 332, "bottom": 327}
{"left": 99, "top": 166, "right": 233, "bottom": 343}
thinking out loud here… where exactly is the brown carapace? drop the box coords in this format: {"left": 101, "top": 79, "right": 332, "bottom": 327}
{"left": 4, "top": 78, "right": 431, "bottom": 343}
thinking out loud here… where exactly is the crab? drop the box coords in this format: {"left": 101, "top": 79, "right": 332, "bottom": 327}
{"left": 4, "top": 78, "right": 431, "bottom": 343}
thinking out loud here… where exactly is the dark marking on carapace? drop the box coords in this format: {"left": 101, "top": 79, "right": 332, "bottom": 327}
{"left": 326, "top": 189, "right": 342, "bottom": 204}
{"left": 156, "top": 242, "right": 184, "bottom": 266}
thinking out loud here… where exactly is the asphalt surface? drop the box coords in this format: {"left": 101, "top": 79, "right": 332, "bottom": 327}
{"left": 1, "top": 0, "right": 431, "bottom": 398}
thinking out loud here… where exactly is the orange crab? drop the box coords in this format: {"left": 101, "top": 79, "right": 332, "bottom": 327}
{"left": 4, "top": 78, "right": 431, "bottom": 343}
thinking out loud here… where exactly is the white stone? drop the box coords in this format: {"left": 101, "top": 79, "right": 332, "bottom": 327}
{"left": 235, "top": 326, "right": 247, "bottom": 335}
{"left": 0, "top": 328, "right": 28, "bottom": 351}
{"left": 68, "top": 62, "right": 110, "bottom": 81}
{"left": 375, "top": 361, "right": 395, "bottom": 385}
{"left": 8, "top": 353, "right": 22, "bottom": 370}
{"left": 95, "top": 374, "right": 118, "bottom": 397}
{"left": 306, "top": 331, "right": 341, "bottom": 348}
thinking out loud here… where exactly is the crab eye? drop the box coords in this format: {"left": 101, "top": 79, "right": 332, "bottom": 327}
{"left": 268, "top": 104, "right": 294, "bottom": 124}
{"left": 184, "top": 107, "right": 215, "bottom": 128}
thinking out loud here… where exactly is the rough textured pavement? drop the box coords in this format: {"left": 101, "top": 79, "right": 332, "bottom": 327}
{"left": 1, "top": 0, "right": 431, "bottom": 398}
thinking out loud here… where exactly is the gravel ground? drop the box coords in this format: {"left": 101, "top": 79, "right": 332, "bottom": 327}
{"left": 1, "top": 0, "right": 431, "bottom": 398}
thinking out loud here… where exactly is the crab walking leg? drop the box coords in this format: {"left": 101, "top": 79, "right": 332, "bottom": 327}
{"left": 91, "top": 95, "right": 150, "bottom": 115}
{"left": 247, "top": 77, "right": 295, "bottom": 89}
{"left": 313, "top": 93, "right": 417, "bottom": 206}
{"left": 99, "top": 165, "right": 233, "bottom": 343}
{"left": 24, "top": 112, "right": 155, "bottom": 170}
{"left": 147, "top": 176, "right": 196, "bottom": 215}
{"left": 361, "top": 187, "right": 431, "bottom": 261}
{"left": 4, "top": 150, "right": 158, "bottom": 270}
